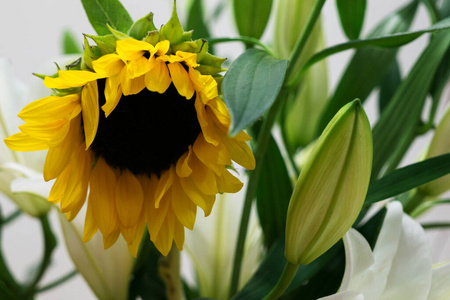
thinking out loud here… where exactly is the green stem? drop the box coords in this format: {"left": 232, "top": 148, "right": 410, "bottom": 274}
{"left": 36, "top": 270, "right": 77, "bottom": 293}
{"left": 263, "top": 262, "right": 299, "bottom": 300}
{"left": 229, "top": 90, "right": 287, "bottom": 297}
{"left": 23, "top": 215, "right": 57, "bottom": 298}
{"left": 403, "top": 189, "right": 427, "bottom": 215}
{"left": 208, "top": 37, "right": 274, "bottom": 55}
{"left": 2, "top": 210, "right": 21, "bottom": 226}
{"left": 229, "top": 0, "right": 327, "bottom": 296}
{"left": 411, "top": 198, "right": 450, "bottom": 218}
{"left": 158, "top": 246, "right": 185, "bottom": 300}
{"left": 422, "top": 222, "right": 450, "bottom": 229}
{"left": 421, "top": 0, "right": 442, "bottom": 23}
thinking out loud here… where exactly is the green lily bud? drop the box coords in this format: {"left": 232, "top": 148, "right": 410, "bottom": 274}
{"left": 285, "top": 99, "right": 373, "bottom": 265}
{"left": 419, "top": 106, "right": 450, "bottom": 196}
{"left": 161, "top": 1, "right": 184, "bottom": 45}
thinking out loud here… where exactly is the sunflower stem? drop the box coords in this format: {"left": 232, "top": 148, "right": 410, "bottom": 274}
{"left": 158, "top": 246, "right": 185, "bottom": 300}
{"left": 229, "top": 90, "right": 287, "bottom": 297}
{"left": 263, "top": 262, "right": 299, "bottom": 300}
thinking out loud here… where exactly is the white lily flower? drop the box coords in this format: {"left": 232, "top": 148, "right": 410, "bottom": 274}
{"left": 319, "top": 201, "right": 450, "bottom": 300}
{"left": 183, "top": 190, "right": 263, "bottom": 300}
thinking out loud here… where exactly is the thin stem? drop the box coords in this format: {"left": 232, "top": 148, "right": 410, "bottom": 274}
{"left": 403, "top": 189, "right": 426, "bottom": 215}
{"left": 36, "top": 270, "right": 77, "bottom": 293}
{"left": 422, "top": 222, "right": 450, "bottom": 229}
{"left": 263, "top": 262, "right": 299, "bottom": 300}
{"left": 158, "top": 246, "right": 185, "bottom": 300}
{"left": 229, "top": 90, "right": 287, "bottom": 297}
{"left": 2, "top": 210, "right": 21, "bottom": 226}
{"left": 23, "top": 215, "right": 57, "bottom": 298}
{"left": 208, "top": 37, "right": 274, "bottom": 55}
{"left": 421, "top": 0, "right": 442, "bottom": 23}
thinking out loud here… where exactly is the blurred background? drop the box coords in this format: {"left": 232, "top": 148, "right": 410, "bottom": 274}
{"left": 0, "top": 0, "right": 448, "bottom": 299}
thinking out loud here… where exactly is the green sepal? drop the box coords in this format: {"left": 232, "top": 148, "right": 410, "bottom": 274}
{"left": 66, "top": 58, "right": 82, "bottom": 70}
{"left": 128, "top": 12, "right": 157, "bottom": 40}
{"left": 107, "top": 24, "right": 130, "bottom": 40}
{"left": 171, "top": 39, "right": 208, "bottom": 61}
{"left": 144, "top": 30, "right": 160, "bottom": 46}
{"left": 82, "top": 36, "right": 96, "bottom": 69}
{"left": 198, "top": 52, "right": 226, "bottom": 69}
{"left": 181, "top": 30, "right": 194, "bottom": 42}
{"left": 32, "top": 73, "right": 48, "bottom": 80}
{"left": 85, "top": 34, "right": 117, "bottom": 55}
{"left": 195, "top": 65, "right": 226, "bottom": 75}
{"left": 160, "top": 1, "right": 184, "bottom": 45}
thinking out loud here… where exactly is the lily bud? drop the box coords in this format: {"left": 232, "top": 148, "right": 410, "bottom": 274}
{"left": 419, "top": 106, "right": 450, "bottom": 196}
{"left": 285, "top": 99, "right": 373, "bottom": 265}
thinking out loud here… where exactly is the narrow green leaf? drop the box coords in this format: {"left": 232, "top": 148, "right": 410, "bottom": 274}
{"left": 336, "top": 0, "right": 366, "bottom": 39}
{"left": 187, "top": 0, "right": 210, "bottom": 40}
{"left": 128, "top": 12, "right": 157, "bottom": 40}
{"left": 317, "top": 1, "right": 418, "bottom": 134}
{"left": 371, "top": 30, "right": 450, "bottom": 179}
{"left": 62, "top": 29, "right": 82, "bottom": 54}
{"left": 233, "top": 0, "right": 273, "bottom": 39}
{"left": 378, "top": 60, "right": 401, "bottom": 114}
{"left": 297, "top": 16, "right": 450, "bottom": 80}
{"left": 256, "top": 135, "right": 292, "bottom": 248}
{"left": 365, "top": 153, "right": 450, "bottom": 205}
{"left": 81, "top": 0, "right": 133, "bottom": 36}
{"left": 222, "top": 49, "right": 288, "bottom": 136}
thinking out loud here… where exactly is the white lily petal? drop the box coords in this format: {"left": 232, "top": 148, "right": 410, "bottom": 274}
{"left": 59, "top": 210, "right": 134, "bottom": 300}
{"left": 381, "top": 213, "right": 432, "bottom": 300}
{"left": 319, "top": 291, "right": 365, "bottom": 300}
{"left": 2, "top": 162, "right": 43, "bottom": 178}
{"left": 340, "top": 229, "right": 375, "bottom": 295}
{"left": 10, "top": 177, "right": 53, "bottom": 199}
{"left": 427, "top": 262, "right": 450, "bottom": 300}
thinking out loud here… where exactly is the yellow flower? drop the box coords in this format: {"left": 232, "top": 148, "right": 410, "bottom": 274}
{"left": 4, "top": 35, "right": 255, "bottom": 256}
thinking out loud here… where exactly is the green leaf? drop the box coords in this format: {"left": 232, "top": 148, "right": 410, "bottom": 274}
{"left": 128, "top": 12, "right": 157, "bottom": 40}
{"left": 233, "top": 0, "right": 273, "bottom": 39}
{"left": 365, "top": 153, "right": 450, "bottom": 205}
{"left": 378, "top": 60, "right": 401, "bottom": 115}
{"left": 371, "top": 30, "right": 450, "bottom": 179}
{"left": 336, "top": 0, "right": 366, "bottom": 39}
{"left": 62, "top": 29, "right": 81, "bottom": 54}
{"left": 187, "top": 0, "right": 210, "bottom": 40}
{"left": 222, "top": 49, "right": 288, "bottom": 136}
{"left": 316, "top": 1, "right": 418, "bottom": 135}
{"left": 256, "top": 134, "right": 292, "bottom": 248}
{"left": 81, "top": 0, "right": 133, "bottom": 36}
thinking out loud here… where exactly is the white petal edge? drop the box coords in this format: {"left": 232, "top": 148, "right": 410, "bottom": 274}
{"left": 427, "top": 262, "right": 450, "bottom": 300}
{"left": 318, "top": 290, "right": 365, "bottom": 300}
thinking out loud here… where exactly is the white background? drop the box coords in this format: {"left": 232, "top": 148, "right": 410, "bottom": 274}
{"left": 0, "top": 0, "right": 449, "bottom": 299}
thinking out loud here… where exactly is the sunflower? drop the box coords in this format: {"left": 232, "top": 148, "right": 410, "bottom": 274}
{"left": 4, "top": 12, "right": 255, "bottom": 256}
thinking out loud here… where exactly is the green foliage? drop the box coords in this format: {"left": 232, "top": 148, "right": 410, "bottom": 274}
{"left": 233, "top": 0, "right": 273, "bottom": 39}
{"left": 336, "top": 0, "right": 366, "bottom": 39}
{"left": 378, "top": 60, "right": 401, "bottom": 115}
{"left": 187, "top": 0, "right": 210, "bottom": 40}
{"left": 62, "top": 29, "right": 82, "bottom": 54}
{"left": 128, "top": 12, "right": 157, "bottom": 40}
{"left": 80, "top": 0, "right": 133, "bottom": 36}
{"left": 222, "top": 49, "right": 288, "bottom": 137}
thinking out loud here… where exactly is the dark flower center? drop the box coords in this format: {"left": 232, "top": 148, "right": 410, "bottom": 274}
{"left": 90, "top": 79, "right": 201, "bottom": 176}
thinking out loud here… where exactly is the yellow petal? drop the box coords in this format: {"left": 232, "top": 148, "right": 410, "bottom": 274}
{"left": 120, "top": 67, "right": 145, "bottom": 96}
{"left": 175, "top": 146, "right": 193, "bottom": 177}
{"left": 4, "top": 132, "right": 49, "bottom": 151}
{"left": 126, "top": 218, "right": 146, "bottom": 257}
{"left": 189, "top": 67, "right": 218, "bottom": 100}
{"left": 221, "top": 137, "right": 255, "bottom": 170}
{"left": 195, "top": 96, "right": 220, "bottom": 146}
{"left": 92, "top": 54, "right": 124, "bottom": 77}
{"left": 82, "top": 198, "right": 99, "bottom": 242}
{"left": 81, "top": 81, "right": 99, "bottom": 149}
{"left": 189, "top": 154, "right": 218, "bottom": 195}
{"left": 192, "top": 134, "right": 231, "bottom": 175}
{"left": 102, "top": 75, "right": 122, "bottom": 117}
{"left": 168, "top": 62, "right": 195, "bottom": 99}
{"left": 171, "top": 178, "right": 196, "bottom": 230}
{"left": 207, "top": 97, "right": 232, "bottom": 130}
{"left": 145, "top": 58, "right": 171, "bottom": 94}
{"left": 152, "top": 210, "right": 175, "bottom": 256}
{"left": 116, "top": 38, "right": 154, "bottom": 61}
{"left": 48, "top": 164, "right": 71, "bottom": 204}
{"left": 19, "top": 119, "right": 71, "bottom": 146}
{"left": 115, "top": 169, "right": 144, "bottom": 228}
{"left": 126, "top": 56, "right": 153, "bottom": 79}
{"left": 216, "top": 169, "right": 244, "bottom": 193}
{"left": 180, "top": 176, "right": 215, "bottom": 217}
{"left": 155, "top": 40, "right": 170, "bottom": 56}
{"left": 43, "top": 116, "right": 82, "bottom": 181}
{"left": 44, "top": 70, "right": 102, "bottom": 89}
{"left": 18, "top": 94, "right": 81, "bottom": 123}
{"left": 103, "top": 227, "right": 120, "bottom": 249}
{"left": 148, "top": 190, "right": 170, "bottom": 240}
{"left": 154, "top": 167, "right": 174, "bottom": 208}
{"left": 89, "top": 158, "right": 119, "bottom": 236}
{"left": 175, "top": 51, "right": 199, "bottom": 68}
{"left": 173, "top": 219, "right": 185, "bottom": 251}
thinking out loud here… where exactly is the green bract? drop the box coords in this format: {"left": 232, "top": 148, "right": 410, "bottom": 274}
{"left": 285, "top": 99, "right": 373, "bottom": 265}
